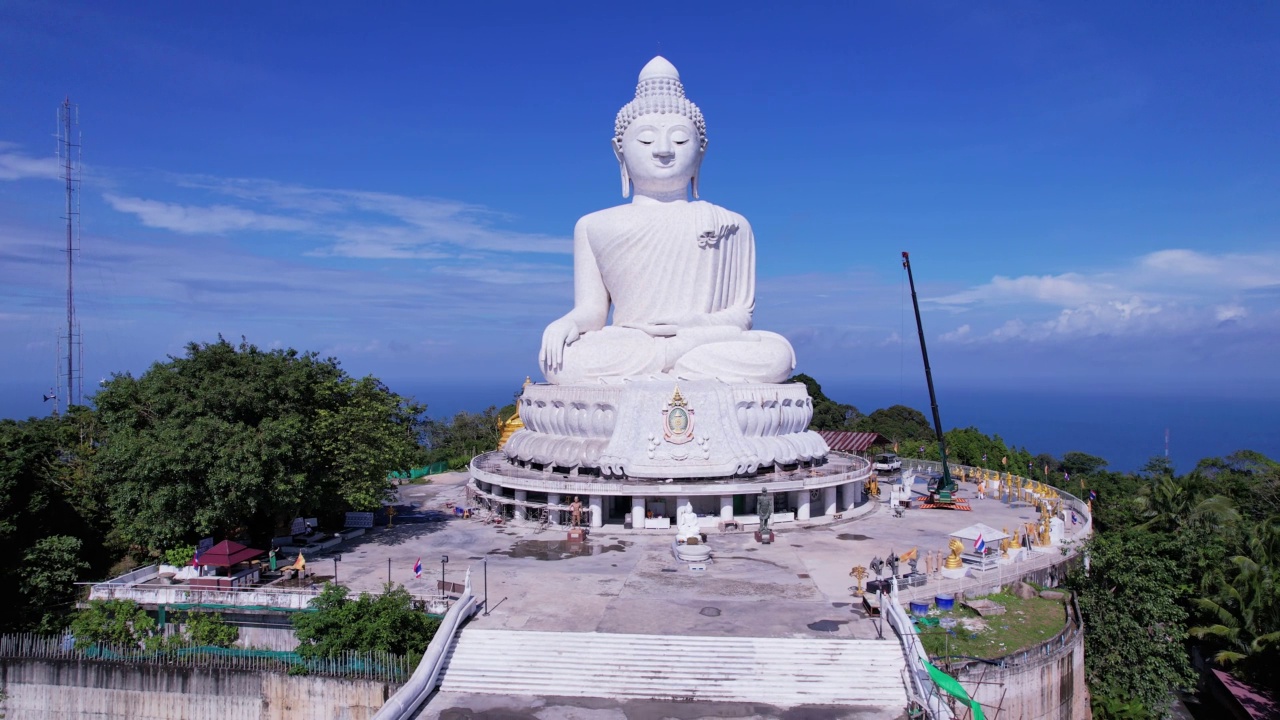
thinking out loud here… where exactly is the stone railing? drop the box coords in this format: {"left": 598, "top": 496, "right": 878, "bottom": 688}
{"left": 902, "top": 459, "right": 1093, "bottom": 531}
{"left": 88, "top": 580, "right": 321, "bottom": 612}
{"left": 471, "top": 450, "right": 870, "bottom": 495}
{"left": 372, "top": 570, "right": 479, "bottom": 719}
{"left": 889, "top": 459, "right": 1091, "bottom": 604}
{"left": 884, "top": 580, "right": 954, "bottom": 720}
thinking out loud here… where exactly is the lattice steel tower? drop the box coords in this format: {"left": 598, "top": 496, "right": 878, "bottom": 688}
{"left": 55, "top": 97, "right": 83, "bottom": 414}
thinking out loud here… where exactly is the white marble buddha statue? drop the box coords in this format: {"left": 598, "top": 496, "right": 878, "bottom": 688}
{"left": 540, "top": 56, "right": 796, "bottom": 385}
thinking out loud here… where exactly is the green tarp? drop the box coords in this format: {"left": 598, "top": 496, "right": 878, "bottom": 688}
{"left": 923, "top": 659, "right": 985, "bottom": 720}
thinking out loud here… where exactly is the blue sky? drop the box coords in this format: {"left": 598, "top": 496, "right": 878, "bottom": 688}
{"left": 2, "top": 2, "right": 1278, "bottom": 420}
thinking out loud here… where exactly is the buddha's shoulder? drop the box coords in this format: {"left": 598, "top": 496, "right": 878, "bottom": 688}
{"left": 699, "top": 202, "right": 751, "bottom": 229}
{"left": 575, "top": 205, "right": 630, "bottom": 230}
{"left": 575, "top": 201, "right": 751, "bottom": 234}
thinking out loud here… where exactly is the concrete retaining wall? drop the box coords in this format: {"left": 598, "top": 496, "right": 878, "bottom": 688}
{"left": 951, "top": 601, "right": 1090, "bottom": 720}
{"left": 0, "top": 658, "right": 395, "bottom": 720}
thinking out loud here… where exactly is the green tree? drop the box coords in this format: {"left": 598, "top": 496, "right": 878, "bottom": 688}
{"left": 425, "top": 408, "right": 502, "bottom": 468}
{"left": 20, "top": 535, "right": 90, "bottom": 633}
{"left": 91, "top": 337, "right": 428, "bottom": 552}
{"left": 1190, "top": 522, "right": 1280, "bottom": 684}
{"left": 0, "top": 413, "right": 106, "bottom": 633}
{"left": 1070, "top": 531, "right": 1195, "bottom": 717}
{"left": 1137, "top": 476, "right": 1240, "bottom": 535}
{"left": 853, "top": 405, "right": 934, "bottom": 445}
{"left": 70, "top": 599, "right": 163, "bottom": 649}
{"left": 787, "top": 374, "right": 861, "bottom": 431}
{"left": 1061, "top": 451, "right": 1108, "bottom": 477}
{"left": 292, "top": 583, "right": 440, "bottom": 659}
{"left": 182, "top": 612, "right": 239, "bottom": 648}
{"left": 939, "top": 427, "right": 1010, "bottom": 468}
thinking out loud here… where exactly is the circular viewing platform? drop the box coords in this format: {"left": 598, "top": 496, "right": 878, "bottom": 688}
{"left": 468, "top": 450, "right": 872, "bottom": 529}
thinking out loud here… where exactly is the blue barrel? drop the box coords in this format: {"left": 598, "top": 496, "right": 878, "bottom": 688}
{"left": 909, "top": 600, "right": 930, "bottom": 616}
{"left": 935, "top": 594, "right": 955, "bottom": 611}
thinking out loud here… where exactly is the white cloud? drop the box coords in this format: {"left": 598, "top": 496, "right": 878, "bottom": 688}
{"left": 146, "top": 175, "right": 571, "bottom": 256}
{"left": 103, "top": 194, "right": 311, "bottom": 234}
{"left": 920, "top": 248, "right": 1280, "bottom": 344}
{"left": 939, "top": 324, "right": 972, "bottom": 343}
{"left": 0, "top": 144, "right": 61, "bottom": 181}
{"left": 933, "top": 273, "right": 1109, "bottom": 308}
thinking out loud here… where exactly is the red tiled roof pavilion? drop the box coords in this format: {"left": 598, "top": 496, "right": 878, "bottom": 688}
{"left": 196, "top": 540, "right": 264, "bottom": 568}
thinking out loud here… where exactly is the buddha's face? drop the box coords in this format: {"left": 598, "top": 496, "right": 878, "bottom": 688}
{"left": 618, "top": 113, "right": 702, "bottom": 197}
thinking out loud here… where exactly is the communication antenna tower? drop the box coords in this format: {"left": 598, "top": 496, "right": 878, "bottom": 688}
{"left": 54, "top": 97, "right": 83, "bottom": 414}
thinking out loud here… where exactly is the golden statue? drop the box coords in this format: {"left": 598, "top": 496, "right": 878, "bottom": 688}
{"left": 1000, "top": 527, "right": 1012, "bottom": 558}
{"left": 497, "top": 376, "right": 534, "bottom": 450}
{"left": 944, "top": 538, "right": 964, "bottom": 570}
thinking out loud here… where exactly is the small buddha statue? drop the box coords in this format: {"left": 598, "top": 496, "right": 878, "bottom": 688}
{"left": 540, "top": 57, "right": 796, "bottom": 385}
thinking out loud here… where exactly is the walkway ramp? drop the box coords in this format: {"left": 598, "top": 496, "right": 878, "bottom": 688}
{"left": 437, "top": 628, "right": 908, "bottom": 708}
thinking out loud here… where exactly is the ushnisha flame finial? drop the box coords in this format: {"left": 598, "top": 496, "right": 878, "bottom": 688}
{"left": 615, "top": 56, "right": 707, "bottom": 150}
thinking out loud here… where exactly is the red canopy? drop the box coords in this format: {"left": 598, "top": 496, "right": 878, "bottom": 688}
{"left": 196, "top": 540, "right": 264, "bottom": 568}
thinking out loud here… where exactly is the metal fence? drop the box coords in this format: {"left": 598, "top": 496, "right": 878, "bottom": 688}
{"left": 0, "top": 633, "right": 412, "bottom": 683}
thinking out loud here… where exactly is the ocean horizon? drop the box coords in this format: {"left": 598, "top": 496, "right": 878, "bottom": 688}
{"left": 4, "top": 378, "right": 1275, "bottom": 476}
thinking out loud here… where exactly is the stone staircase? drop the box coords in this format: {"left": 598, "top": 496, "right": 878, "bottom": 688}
{"left": 437, "top": 628, "right": 908, "bottom": 708}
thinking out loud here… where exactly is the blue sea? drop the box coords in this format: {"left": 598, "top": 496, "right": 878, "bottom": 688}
{"left": 3, "top": 379, "right": 1276, "bottom": 474}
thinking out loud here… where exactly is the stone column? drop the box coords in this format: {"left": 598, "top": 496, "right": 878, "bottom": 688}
{"left": 795, "top": 490, "right": 811, "bottom": 521}
{"left": 547, "top": 493, "right": 561, "bottom": 526}
{"left": 840, "top": 482, "right": 856, "bottom": 511}
{"left": 632, "top": 496, "right": 647, "bottom": 530}
{"left": 513, "top": 490, "right": 527, "bottom": 522}
{"left": 720, "top": 495, "right": 734, "bottom": 521}
{"left": 589, "top": 494, "right": 603, "bottom": 528}
{"left": 823, "top": 486, "right": 838, "bottom": 517}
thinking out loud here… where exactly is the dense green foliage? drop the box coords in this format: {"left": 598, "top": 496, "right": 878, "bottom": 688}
{"left": 291, "top": 583, "right": 440, "bottom": 658}
{"left": 788, "top": 374, "right": 861, "bottom": 431}
{"left": 0, "top": 410, "right": 108, "bottom": 633}
{"left": 853, "top": 405, "right": 933, "bottom": 445}
{"left": 91, "top": 338, "right": 428, "bottom": 552}
{"left": 70, "top": 599, "right": 164, "bottom": 649}
{"left": 182, "top": 611, "right": 239, "bottom": 647}
{"left": 425, "top": 407, "right": 501, "bottom": 469}
{"left": 69, "top": 600, "right": 239, "bottom": 649}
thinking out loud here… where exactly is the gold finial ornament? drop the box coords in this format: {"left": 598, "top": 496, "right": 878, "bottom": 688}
{"left": 497, "top": 376, "right": 535, "bottom": 450}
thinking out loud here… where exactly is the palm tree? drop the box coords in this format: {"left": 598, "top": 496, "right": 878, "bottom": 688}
{"left": 1191, "top": 523, "right": 1280, "bottom": 668}
{"left": 1137, "top": 476, "right": 1240, "bottom": 534}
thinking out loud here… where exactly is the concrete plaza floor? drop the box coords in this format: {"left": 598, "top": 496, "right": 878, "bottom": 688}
{"left": 327, "top": 471, "right": 1078, "bottom": 642}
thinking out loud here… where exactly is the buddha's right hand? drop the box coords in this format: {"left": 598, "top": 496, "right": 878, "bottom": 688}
{"left": 540, "top": 317, "right": 581, "bottom": 372}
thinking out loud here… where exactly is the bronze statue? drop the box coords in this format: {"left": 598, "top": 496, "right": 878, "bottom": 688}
{"left": 757, "top": 488, "right": 774, "bottom": 537}
{"left": 570, "top": 496, "right": 583, "bottom": 527}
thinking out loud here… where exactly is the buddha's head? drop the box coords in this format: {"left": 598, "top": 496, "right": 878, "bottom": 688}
{"left": 614, "top": 56, "right": 707, "bottom": 200}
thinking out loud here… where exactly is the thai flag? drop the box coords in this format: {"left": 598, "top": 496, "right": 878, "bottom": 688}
{"left": 974, "top": 534, "right": 985, "bottom": 553}
{"left": 1089, "top": 490, "right": 1097, "bottom": 501}
{"left": 191, "top": 548, "right": 201, "bottom": 567}
{"left": 413, "top": 557, "right": 422, "bottom": 579}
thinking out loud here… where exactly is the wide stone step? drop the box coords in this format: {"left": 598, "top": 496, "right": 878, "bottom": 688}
{"left": 437, "top": 629, "right": 908, "bottom": 707}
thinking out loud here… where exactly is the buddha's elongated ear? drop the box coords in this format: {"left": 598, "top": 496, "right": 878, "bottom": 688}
{"left": 690, "top": 143, "right": 707, "bottom": 199}
{"left": 613, "top": 137, "right": 630, "bottom": 199}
